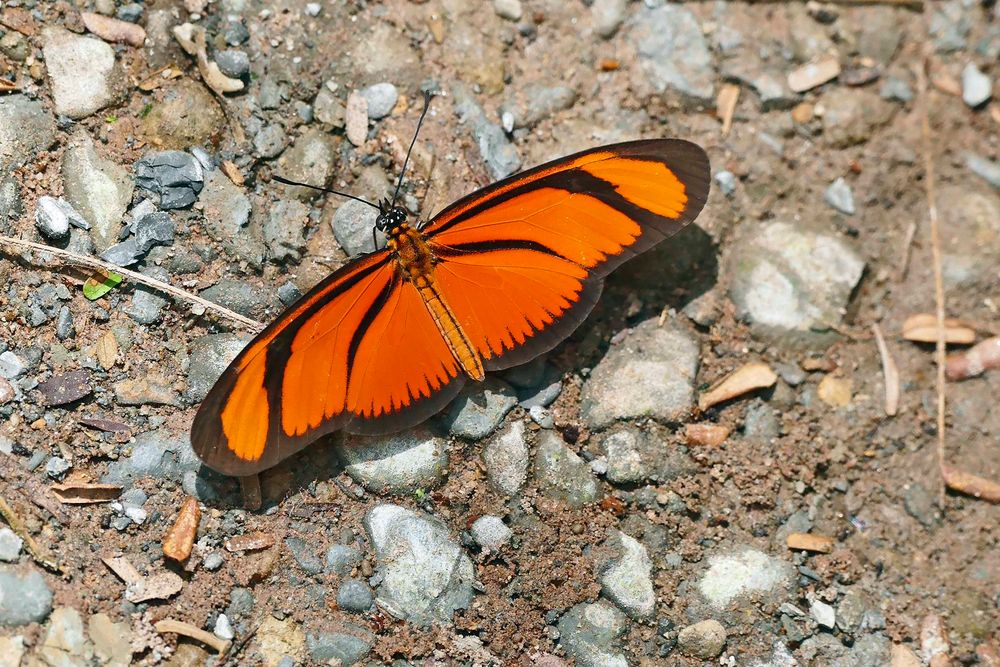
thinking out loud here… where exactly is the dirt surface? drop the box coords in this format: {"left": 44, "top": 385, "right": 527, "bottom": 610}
{"left": 0, "top": 0, "right": 999, "bottom": 665}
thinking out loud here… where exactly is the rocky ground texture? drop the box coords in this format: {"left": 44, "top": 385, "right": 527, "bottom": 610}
{"left": 0, "top": 0, "right": 999, "bottom": 665}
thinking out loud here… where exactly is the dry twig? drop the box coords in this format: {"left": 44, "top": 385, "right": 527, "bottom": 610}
{"left": 155, "top": 619, "right": 231, "bottom": 654}
{"left": 871, "top": 324, "right": 900, "bottom": 416}
{"left": 0, "top": 235, "right": 263, "bottom": 332}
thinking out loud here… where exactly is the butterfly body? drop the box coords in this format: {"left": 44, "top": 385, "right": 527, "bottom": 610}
{"left": 193, "top": 139, "right": 711, "bottom": 476}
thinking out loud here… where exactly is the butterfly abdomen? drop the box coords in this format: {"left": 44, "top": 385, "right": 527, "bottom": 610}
{"left": 389, "top": 225, "right": 486, "bottom": 382}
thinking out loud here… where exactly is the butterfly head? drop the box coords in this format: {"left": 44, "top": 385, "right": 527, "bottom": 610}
{"left": 375, "top": 202, "right": 408, "bottom": 232}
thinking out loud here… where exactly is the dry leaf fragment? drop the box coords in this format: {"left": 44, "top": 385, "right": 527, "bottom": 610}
{"left": 872, "top": 324, "right": 899, "bottom": 416}
{"left": 921, "top": 614, "right": 951, "bottom": 667}
{"left": 96, "top": 331, "right": 119, "bottom": 370}
{"left": 945, "top": 336, "right": 1000, "bottom": 381}
{"left": 220, "top": 160, "right": 244, "bottom": 186}
{"left": 79, "top": 417, "right": 130, "bottom": 433}
{"left": 716, "top": 83, "right": 739, "bottom": 136}
{"left": 102, "top": 556, "right": 142, "bottom": 585}
{"left": 891, "top": 644, "right": 922, "bottom": 667}
{"left": 156, "top": 619, "right": 230, "bottom": 654}
{"left": 786, "top": 532, "right": 834, "bottom": 553}
{"left": 787, "top": 56, "right": 841, "bottom": 93}
{"left": 81, "top": 12, "right": 146, "bottom": 47}
{"left": 137, "top": 65, "right": 183, "bottom": 92}
{"left": 225, "top": 531, "right": 275, "bottom": 553}
{"left": 698, "top": 362, "right": 778, "bottom": 411}
{"left": 940, "top": 465, "right": 1000, "bottom": 503}
{"left": 817, "top": 374, "right": 852, "bottom": 407}
{"left": 127, "top": 571, "right": 184, "bottom": 603}
{"left": 51, "top": 483, "right": 122, "bottom": 504}
{"left": 163, "top": 496, "right": 200, "bottom": 562}
{"left": 684, "top": 423, "right": 730, "bottom": 447}
{"left": 902, "top": 313, "right": 976, "bottom": 345}
{"left": 173, "top": 23, "right": 244, "bottom": 96}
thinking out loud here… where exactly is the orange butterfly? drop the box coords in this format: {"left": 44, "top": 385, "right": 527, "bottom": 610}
{"left": 192, "top": 107, "right": 709, "bottom": 476}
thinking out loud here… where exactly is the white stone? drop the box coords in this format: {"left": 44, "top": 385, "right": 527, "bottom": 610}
{"left": 698, "top": 548, "right": 794, "bottom": 609}
{"left": 810, "top": 599, "right": 836, "bottom": 628}
{"left": 470, "top": 516, "right": 512, "bottom": 551}
{"left": 962, "top": 62, "right": 992, "bottom": 108}
{"left": 493, "top": 0, "right": 523, "bottom": 21}
{"left": 0, "top": 528, "right": 23, "bottom": 562}
{"left": 42, "top": 28, "right": 122, "bottom": 119}
{"left": 599, "top": 531, "right": 655, "bottom": 619}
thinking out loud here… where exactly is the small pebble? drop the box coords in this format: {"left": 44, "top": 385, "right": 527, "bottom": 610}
{"left": 678, "top": 619, "right": 727, "bottom": 659}
{"left": 714, "top": 171, "right": 737, "bottom": 198}
{"left": 0, "top": 527, "right": 23, "bottom": 562}
{"left": 810, "top": 599, "right": 836, "bottom": 628}
{"left": 203, "top": 553, "right": 224, "bottom": 571}
{"left": 215, "top": 50, "right": 250, "bottom": 80}
{"left": 824, "top": 177, "right": 855, "bottom": 215}
{"left": 962, "top": 63, "right": 992, "bottom": 108}
{"left": 336, "top": 578, "right": 374, "bottom": 613}
{"left": 35, "top": 197, "right": 88, "bottom": 241}
{"left": 528, "top": 405, "right": 554, "bottom": 429}
{"left": 493, "top": 0, "right": 523, "bottom": 21}
{"left": 116, "top": 3, "right": 143, "bottom": 22}
{"left": 0, "top": 352, "right": 26, "bottom": 379}
{"left": 305, "top": 3, "right": 321, "bottom": 16}
{"left": 214, "top": 613, "right": 235, "bottom": 640}
{"left": 361, "top": 83, "right": 398, "bottom": 120}
{"left": 46, "top": 456, "right": 71, "bottom": 480}
{"left": 965, "top": 152, "right": 1000, "bottom": 188}
{"left": 470, "top": 515, "right": 513, "bottom": 551}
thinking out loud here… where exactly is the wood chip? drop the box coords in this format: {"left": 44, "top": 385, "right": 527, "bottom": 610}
{"left": 128, "top": 571, "right": 184, "bottom": 603}
{"left": 79, "top": 417, "right": 130, "bottom": 433}
{"left": 786, "top": 532, "right": 834, "bottom": 553}
{"left": 0, "top": 8, "right": 37, "bottom": 36}
{"left": 684, "top": 423, "right": 731, "bottom": 447}
{"left": 50, "top": 483, "right": 122, "bottom": 504}
{"left": 220, "top": 160, "right": 244, "bottom": 186}
{"left": 155, "top": 619, "right": 231, "bottom": 654}
{"left": 871, "top": 324, "right": 899, "bottom": 416}
{"left": 716, "top": 83, "right": 740, "bottom": 136}
{"left": 96, "top": 331, "right": 118, "bottom": 370}
{"left": 137, "top": 65, "right": 183, "bottom": 92}
{"left": 941, "top": 465, "right": 1000, "bottom": 503}
{"left": 81, "top": 11, "right": 146, "bottom": 47}
{"left": 163, "top": 496, "right": 200, "bottom": 562}
{"left": 0, "top": 79, "right": 17, "bottom": 93}
{"left": 901, "top": 313, "right": 976, "bottom": 345}
{"left": 791, "top": 102, "right": 814, "bottom": 124}
{"left": 102, "top": 556, "right": 143, "bottom": 585}
{"left": 698, "top": 362, "right": 778, "bottom": 411}
{"left": 787, "top": 56, "right": 841, "bottom": 93}
{"left": 945, "top": 336, "right": 1000, "bottom": 381}
{"left": 598, "top": 58, "right": 620, "bottom": 72}
{"left": 921, "top": 614, "right": 951, "bottom": 667}
{"left": 225, "top": 531, "right": 275, "bottom": 553}
{"left": 345, "top": 91, "right": 369, "bottom": 147}
{"left": 38, "top": 370, "right": 92, "bottom": 406}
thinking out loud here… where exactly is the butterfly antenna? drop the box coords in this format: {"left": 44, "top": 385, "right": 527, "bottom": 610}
{"left": 391, "top": 90, "right": 435, "bottom": 207}
{"left": 271, "top": 175, "right": 380, "bottom": 210}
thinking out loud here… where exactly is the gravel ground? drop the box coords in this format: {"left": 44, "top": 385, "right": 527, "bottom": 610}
{"left": 1, "top": 0, "right": 999, "bottom": 665}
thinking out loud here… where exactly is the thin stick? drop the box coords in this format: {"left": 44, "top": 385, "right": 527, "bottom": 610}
{"left": 0, "top": 494, "right": 62, "bottom": 573}
{"left": 0, "top": 235, "right": 264, "bottom": 332}
{"left": 871, "top": 323, "right": 900, "bottom": 417}
{"left": 916, "top": 60, "right": 947, "bottom": 506}
{"left": 896, "top": 220, "right": 917, "bottom": 282}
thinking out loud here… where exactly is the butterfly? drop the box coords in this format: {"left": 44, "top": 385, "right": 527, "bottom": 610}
{"left": 192, "top": 100, "right": 710, "bottom": 476}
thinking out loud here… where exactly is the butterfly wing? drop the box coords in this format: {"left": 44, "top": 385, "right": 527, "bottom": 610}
{"left": 423, "top": 138, "right": 710, "bottom": 370}
{"left": 191, "top": 251, "right": 466, "bottom": 476}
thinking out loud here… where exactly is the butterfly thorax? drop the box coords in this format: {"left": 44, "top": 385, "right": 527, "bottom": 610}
{"left": 387, "top": 223, "right": 437, "bottom": 287}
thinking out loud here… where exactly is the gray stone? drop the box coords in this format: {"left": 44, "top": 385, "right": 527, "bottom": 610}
{"left": 482, "top": 420, "right": 530, "bottom": 496}
{"left": 340, "top": 426, "right": 448, "bottom": 494}
{"left": 822, "top": 90, "right": 895, "bottom": 148}
{"left": 203, "top": 553, "right": 224, "bottom": 571}
{"left": 599, "top": 531, "right": 655, "bottom": 619}
{"left": 337, "top": 579, "right": 374, "bottom": 613}
{"left": 962, "top": 63, "right": 992, "bottom": 108}
{"left": 592, "top": 0, "right": 627, "bottom": 38}
{"left": 470, "top": 516, "right": 512, "bottom": 551}
{"left": 929, "top": 1, "right": 970, "bottom": 53}
{"left": 715, "top": 171, "right": 737, "bottom": 197}
{"left": 363, "top": 504, "right": 474, "bottom": 625}
{"left": 134, "top": 213, "right": 174, "bottom": 253}
{"left": 728, "top": 221, "right": 865, "bottom": 344}
{"left": 227, "top": 588, "right": 254, "bottom": 617}
{"left": 140, "top": 79, "right": 225, "bottom": 150}
{"left": 134, "top": 151, "right": 204, "bottom": 210}
{"left": 117, "top": 4, "right": 144, "bottom": 22}
{"left": 442, "top": 378, "right": 518, "bottom": 440}
{"left": 799, "top": 632, "right": 890, "bottom": 666}
{"left": 452, "top": 83, "right": 522, "bottom": 179}
{"left": 965, "top": 152, "right": 1000, "bottom": 189}
{"left": 314, "top": 85, "right": 346, "bottom": 128}
{"left": 836, "top": 590, "right": 867, "bottom": 634}
{"left": 598, "top": 427, "right": 645, "bottom": 484}
{"left": 325, "top": 544, "right": 361, "bottom": 576}
{"left": 285, "top": 537, "right": 323, "bottom": 575}
{"left": 42, "top": 27, "right": 124, "bottom": 119}
{"left": 99, "top": 239, "right": 140, "bottom": 267}
{"left": 331, "top": 199, "right": 382, "bottom": 257}
{"left": 307, "top": 627, "right": 374, "bottom": 666}
{"left": 580, "top": 318, "right": 699, "bottom": 429}
{"left": 880, "top": 77, "right": 914, "bottom": 103}
{"left": 55, "top": 306, "right": 75, "bottom": 341}
{"left": 62, "top": 131, "right": 133, "bottom": 252}
{"left": 223, "top": 17, "right": 250, "bottom": 45}
{"left": 35, "top": 197, "right": 86, "bottom": 242}
{"left": 0, "top": 528, "right": 23, "bottom": 562}
{"left": 0, "top": 95, "right": 56, "bottom": 177}
{"left": 215, "top": 50, "right": 250, "bottom": 79}
{"left": 46, "top": 456, "right": 71, "bottom": 480}
{"left": 810, "top": 599, "right": 836, "bottom": 628}
{"left": 200, "top": 170, "right": 265, "bottom": 269}
{"left": 903, "top": 482, "right": 938, "bottom": 527}
{"left": 557, "top": 601, "right": 629, "bottom": 667}
{"left": 36, "top": 607, "right": 90, "bottom": 666}
{"left": 723, "top": 60, "right": 798, "bottom": 111}
{"left": 697, "top": 547, "right": 795, "bottom": 610}
{"left": 678, "top": 619, "right": 727, "bottom": 659}
{"left": 199, "top": 280, "right": 273, "bottom": 318}
{"left": 630, "top": 4, "right": 715, "bottom": 103}
{"left": 254, "top": 123, "right": 288, "bottom": 159}
{"left": 185, "top": 334, "right": 251, "bottom": 402}
{"left": 825, "top": 177, "right": 855, "bottom": 215}
{"left": 500, "top": 85, "right": 577, "bottom": 130}
{"left": 744, "top": 400, "right": 780, "bottom": 442}
{"left": 0, "top": 351, "right": 26, "bottom": 379}
{"left": 258, "top": 79, "right": 283, "bottom": 110}
{"left": 0, "top": 177, "right": 21, "bottom": 225}
{"left": 361, "top": 83, "right": 399, "bottom": 120}
{"left": 264, "top": 199, "right": 310, "bottom": 263}
{"left": 933, "top": 185, "right": 1000, "bottom": 288}
{"left": 276, "top": 129, "right": 336, "bottom": 201}
{"left": 0, "top": 567, "right": 53, "bottom": 626}
{"left": 127, "top": 267, "right": 170, "bottom": 325}
{"left": 0, "top": 31, "right": 28, "bottom": 61}
{"left": 534, "top": 430, "right": 599, "bottom": 507}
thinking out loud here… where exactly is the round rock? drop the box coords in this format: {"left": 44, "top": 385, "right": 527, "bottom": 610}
{"left": 470, "top": 516, "right": 512, "bottom": 551}
{"left": 336, "top": 579, "right": 374, "bottom": 613}
{"left": 0, "top": 567, "right": 53, "bottom": 626}
{"left": 339, "top": 425, "right": 449, "bottom": 494}
{"left": 360, "top": 83, "right": 398, "bottom": 120}
{"left": 678, "top": 619, "right": 727, "bottom": 659}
